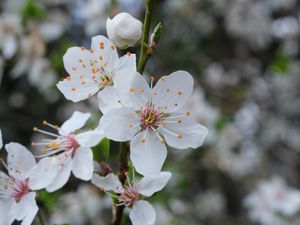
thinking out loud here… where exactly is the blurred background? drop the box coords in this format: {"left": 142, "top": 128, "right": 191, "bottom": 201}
{"left": 1, "top": 0, "right": 300, "bottom": 224}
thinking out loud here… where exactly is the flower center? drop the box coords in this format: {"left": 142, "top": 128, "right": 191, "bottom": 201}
{"left": 118, "top": 186, "right": 139, "bottom": 207}
{"left": 140, "top": 107, "right": 163, "bottom": 129}
{"left": 32, "top": 121, "right": 79, "bottom": 157}
{"left": 9, "top": 178, "right": 29, "bottom": 202}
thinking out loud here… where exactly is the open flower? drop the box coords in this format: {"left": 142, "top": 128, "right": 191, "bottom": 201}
{"left": 0, "top": 142, "right": 58, "bottom": 225}
{"left": 106, "top": 12, "right": 143, "bottom": 49}
{"left": 99, "top": 71, "right": 208, "bottom": 177}
{"left": 57, "top": 35, "right": 136, "bottom": 107}
{"left": 32, "top": 111, "right": 104, "bottom": 192}
{"left": 92, "top": 171, "right": 172, "bottom": 225}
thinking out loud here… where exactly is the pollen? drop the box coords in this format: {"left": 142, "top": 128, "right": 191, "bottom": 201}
{"left": 139, "top": 88, "right": 144, "bottom": 93}
{"left": 99, "top": 42, "right": 105, "bottom": 49}
{"left": 80, "top": 47, "right": 85, "bottom": 51}
{"left": 160, "top": 139, "right": 165, "bottom": 144}
{"left": 110, "top": 45, "right": 115, "bottom": 50}
{"left": 99, "top": 56, "right": 103, "bottom": 60}
{"left": 186, "top": 112, "right": 190, "bottom": 116}
{"left": 81, "top": 81, "right": 86, "bottom": 85}
{"left": 71, "top": 67, "right": 77, "bottom": 71}
{"left": 177, "top": 133, "right": 183, "bottom": 139}
{"left": 178, "top": 119, "right": 182, "bottom": 124}
{"left": 31, "top": 142, "right": 36, "bottom": 147}
{"left": 150, "top": 76, "right": 155, "bottom": 81}
{"left": 129, "top": 87, "right": 134, "bottom": 92}
{"left": 43, "top": 120, "right": 48, "bottom": 125}
{"left": 89, "top": 48, "right": 94, "bottom": 53}
{"left": 33, "top": 127, "right": 38, "bottom": 131}
{"left": 178, "top": 91, "right": 183, "bottom": 96}
{"left": 82, "top": 64, "right": 86, "bottom": 68}
{"left": 71, "top": 87, "right": 76, "bottom": 91}
{"left": 79, "top": 59, "right": 83, "bottom": 63}
{"left": 140, "top": 138, "right": 145, "bottom": 143}
{"left": 160, "top": 77, "right": 166, "bottom": 81}
{"left": 66, "top": 76, "right": 71, "bottom": 81}
{"left": 49, "top": 141, "right": 59, "bottom": 150}
{"left": 128, "top": 124, "right": 133, "bottom": 128}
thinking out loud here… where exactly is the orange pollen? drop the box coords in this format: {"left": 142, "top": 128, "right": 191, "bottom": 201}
{"left": 178, "top": 91, "right": 183, "bottom": 96}
{"left": 79, "top": 59, "right": 83, "bottom": 63}
{"left": 80, "top": 47, "right": 85, "bottom": 51}
{"left": 110, "top": 45, "right": 115, "bottom": 50}
{"left": 89, "top": 48, "right": 94, "bottom": 53}
{"left": 177, "top": 133, "right": 183, "bottom": 139}
{"left": 178, "top": 119, "right": 182, "bottom": 124}
{"left": 186, "top": 112, "right": 190, "bottom": 116}
{"left": 66, "top": 76, "right": 71, "bottom": 81}
{"left": 99, "top": 42, "right": 105, "bottom": 49}
{"left": 99, "top": 56, "right": 103, "bottom": 60}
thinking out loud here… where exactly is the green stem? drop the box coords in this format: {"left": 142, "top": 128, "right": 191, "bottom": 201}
{"left": 137, "top": 0, "right": 155, "bottom": 74}
{"left": 37, "top": 210, "right": 47, "bottom": 225}
{"left": 112, "top": 142, "right": 129, "bottom": 225}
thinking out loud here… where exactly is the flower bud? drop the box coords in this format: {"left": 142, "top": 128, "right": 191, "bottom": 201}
{"left": 106, "top": 12, "right": 143, "bottom": 49}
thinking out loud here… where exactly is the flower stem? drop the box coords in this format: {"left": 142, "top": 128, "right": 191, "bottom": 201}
{"left": 37, "top": 210, "right": 47, "bottom": 225}
{"left": 137, "top": 0, "right": 155, "bottom": 74}
{"left": 112, "top": 142, "right": 129, "bottom": 225}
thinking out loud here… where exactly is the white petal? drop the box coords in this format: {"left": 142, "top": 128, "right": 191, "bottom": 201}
{"left": 5, "top": 142, "right": 36, "bottom": 177}
{"left": 137, "top": 171, "right": 172, "bottom": 197}
{"left": 63, "top": 46, "right": 95, "bottom": 76}
{"left": 28, "top": 157, "right": 59, "bottom": 190}
{"left": 97, "top": 85, "right": 122, "bottom": 113}
{"left": 158, "top": 112, "right": 208, "bottom": 149}
{"left": 3, "top": 35, "right": 17, "bottom": 59}
{"left": 106, "top": 18, "right": 121, "bottom": 47}
{"left": 91, "top": 35, "right": 119, "bottom": 70}
{"left": 129, "top": 200, "right": 156, "bottom": 225}
{"left": 0, "top": 198, "right": 14, "bottom": 225}
{"left": 92, "top": 173, "right": 123, "bottom": 193}
{"left": 117, "top": 53, "right": 137, "bottom": 72}
{"left": 100, "top": 107, "right": 140, "bottom": 142}
{"left": 59, "top": 111, "right": 91, "bottom": 135}
{"left": 46, "top": 154, "right": 72, "bottom": 192}
{"left": 10, "top": 192, "right": 38, "bottom": 225}
{"left": 75, "top": 129, "right": 105, "bottom": 148}
{"left": 120, "top": 73, "right": 151, "bottom": 110}
{"left": 72, "top": 147, "right": 93, "bottom": 180}
{"left": 130, "top": 130, "right": 167, "bottom": 177}
{"left": 57, "top": 75, "right": 100, "bottom": 102}
{"left": 152, "top": 71, "right": 194, "bottom": 113}
{"left": 0, "top": 129, "right": 3, "bottom": 149}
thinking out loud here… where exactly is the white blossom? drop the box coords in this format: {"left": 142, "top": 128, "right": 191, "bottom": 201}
{"left": 92, "top": 171, "right": 172, "bottom": 225}
{"left": 0, "top": 142, "right": 58, "bottom": 225}
{"left": 99, "top": 71, "right": 208, "bottom": 177}
{"left": 57, "top": 35, "right": 136, "bottom": 107}
{"left": 32, "top": 111, "right": 104, "bottom": 192}
{"left": 106, "top": 12, "right": 143, "bottom": 49}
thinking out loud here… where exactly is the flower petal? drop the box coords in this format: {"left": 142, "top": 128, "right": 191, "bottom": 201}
{"left": 97, "top": 85, "right": 123, "bottom": 113}
{"left": 91, "top": 35, "right": 119, "bottom": 70}
{"left": 0, "top": 129, "right": 2, "bottom": 149}
{"left": 75, "top": 128, "right": 105, "bottom": 148}
{"left": 119, "top": 73, "right": 151, "bottom": 110}
{"left": 59, "top": 111, "right": 91, "bottom": 135}
{"left": 5, "top": 142, "right": 36, "bottom": 177}
{"left": 57, "top": 75, "right": 100, "bottom": 102}
{"left": 152, "top": 71, "right": 194, "bottom": 113}
{"left": 0, "top": 198, "right": 14, "bottom": 225}
{"left": 92, "top": 173, "right": 123, "bottom": 193}
{"left": 46, "top": 153, "right": 72, "bottom": 192}
{"left": 100, "top": 107, "right": 140, "bottom": 142}
{"left": 63, "top": 46, "right": 94, "bottom": 76}
{"left": 158, "top": 112, "right": 208, "bottom": 149}
{"left": 9, "top": 192, "right": 38, "bottom": 225}
{"left": 28, "top": 157, "right": 59, "bottom": 190}
{"left": 130, "top": 130, "right": 167, "bottom": 177}
{"left": 129, "top": 200, "right": 156, "bottom": 225}
{"left": 137, "top": 171, "right": 172, "bottom": 197}
{"left": 72, "top": 147, "right": 93, "bottom": 180}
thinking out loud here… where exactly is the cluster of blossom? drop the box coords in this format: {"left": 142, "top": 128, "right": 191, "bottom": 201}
{"left": 0, "top": 8, "right": 208, "bottom": 225}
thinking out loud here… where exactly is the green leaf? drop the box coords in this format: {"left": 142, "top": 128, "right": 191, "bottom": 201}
{"left": 21, "top": 0, "right": 45, "bottom": 25}
{"left": 92, "top": 138, "right": 110, "bottom": 161}
{"left": 214, "top": 115, "right": 229, "bottom": 131}
{"left": 269, "top": 50, "right": 290, "bottom": 75}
